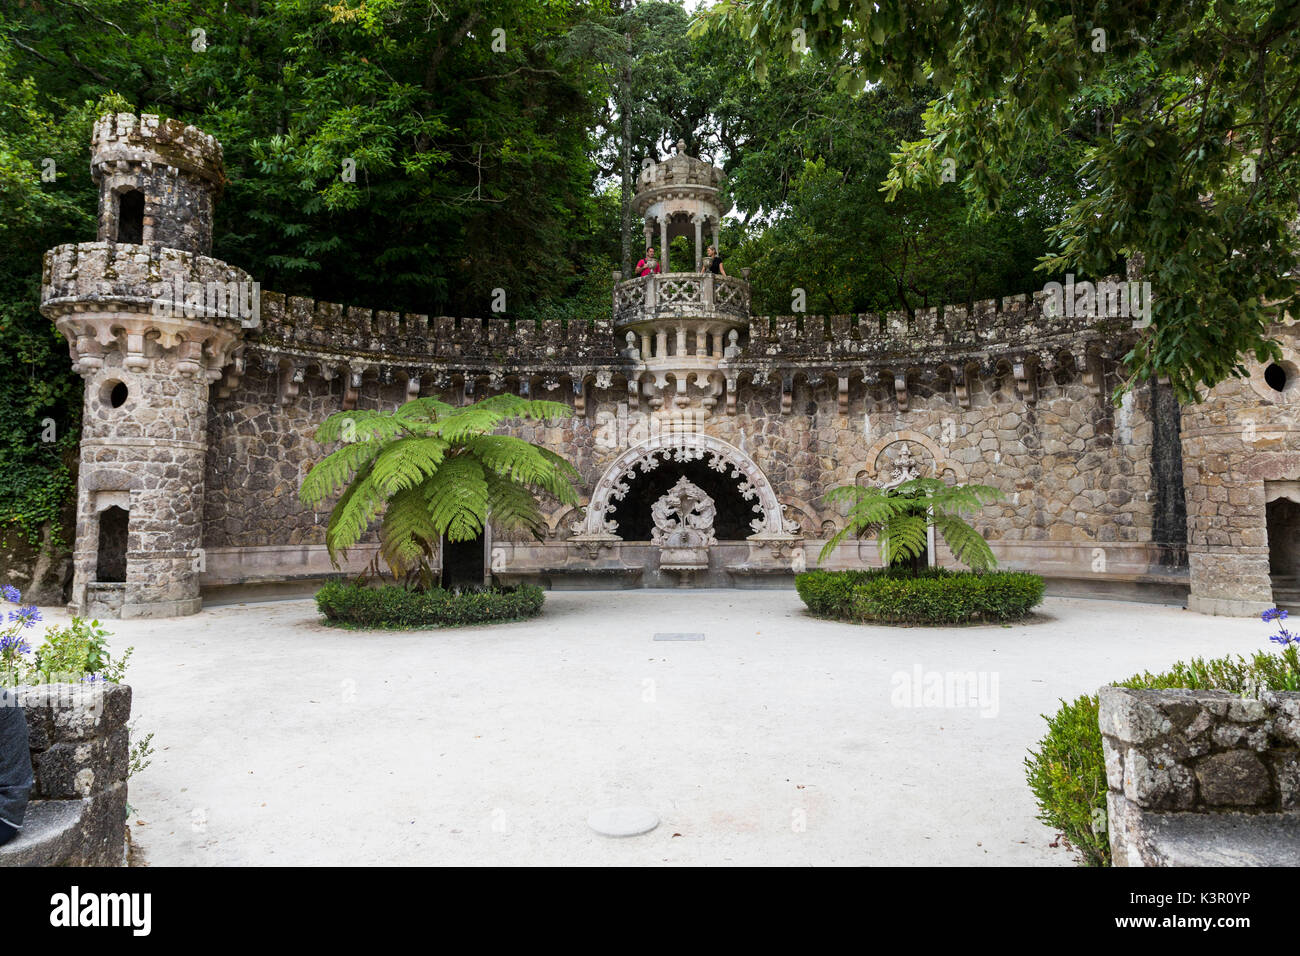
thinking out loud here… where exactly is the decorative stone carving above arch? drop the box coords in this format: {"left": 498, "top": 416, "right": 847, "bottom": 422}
{"left": 857, "top": 429, "right": 968, "bottom": 486}
{"left": 571, "top": 433, "right": 801, "bottom": 545}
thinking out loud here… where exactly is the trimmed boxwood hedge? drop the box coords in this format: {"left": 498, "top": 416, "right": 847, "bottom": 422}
{"left": 795, "top": 567, "right": 1045, "bottom": 624}
{"left": 1025, "top": 647, "right": 1300, "bottom": 866}
{"left": 315, "top": 580, "right": 545, "bottom": 629}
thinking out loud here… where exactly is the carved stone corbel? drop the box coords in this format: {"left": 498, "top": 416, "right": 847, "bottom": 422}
{"left": 1013, "top": 356, "right": 1038, "bottom": 404}
{"left": 343, "top": 368, "right": 363, "bottom": 411}
{"left": 894, "top": 372, "right": 909, "bottom": 413}
{"left": 280, "top": 364, "right": 304, "bottom": 405}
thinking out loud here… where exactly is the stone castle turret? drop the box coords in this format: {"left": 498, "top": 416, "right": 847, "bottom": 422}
{"left": 40, "top": 114, "right": 252, "bottom": 618}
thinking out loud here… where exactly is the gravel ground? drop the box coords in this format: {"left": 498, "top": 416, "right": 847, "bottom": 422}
{"left": 36, "top": 590, "right": 1269, "bottom": 866}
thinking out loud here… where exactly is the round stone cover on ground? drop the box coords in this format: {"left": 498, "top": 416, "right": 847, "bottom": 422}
{"left": 587, "top": 807, "right": 659, "bottom": 838}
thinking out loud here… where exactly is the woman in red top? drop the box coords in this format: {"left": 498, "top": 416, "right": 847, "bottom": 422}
{"left": 636, "top": 247, "right": 661, "bottom": 277}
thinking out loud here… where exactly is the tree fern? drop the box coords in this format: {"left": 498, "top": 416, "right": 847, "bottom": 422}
{"left": 300, "top": 393, "right": 580, "bottom": 585}
{"left": 818, "top": 477, "right": 1004, "bottom": 572}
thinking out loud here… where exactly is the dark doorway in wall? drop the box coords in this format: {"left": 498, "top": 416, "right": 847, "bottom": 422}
{"left": 96, "top": 506, "right": 129, "bottom": 582}
{"left": 1266, "top": 498, "right": 1300, "bottom": 577}
{"left": 441, "top": 533, "right": 485, "bottom": 591}
{"left": 116, "top": 190, "right": 144, "bottom": 244}
{"left": 609, "top": 457, "right": 757, "bottom": 540}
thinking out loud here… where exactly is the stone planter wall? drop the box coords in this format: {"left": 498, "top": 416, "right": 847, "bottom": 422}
{"left": 1099, "top": 685, "right": 1300, "bottom": 866}
{"left": 0, "top": 683, "right": 131, "bottom": 867}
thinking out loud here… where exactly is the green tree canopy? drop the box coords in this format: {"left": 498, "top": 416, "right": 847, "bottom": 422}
{"left": 706, "top": 0, "right": 1300, "bottom": 400}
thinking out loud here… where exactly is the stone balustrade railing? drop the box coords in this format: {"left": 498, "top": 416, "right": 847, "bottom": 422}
{"left": 613, "top": 272, "right": 751, "bottom": 329}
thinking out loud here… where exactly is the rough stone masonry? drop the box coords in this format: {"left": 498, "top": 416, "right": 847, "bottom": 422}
{"left": 0, "top": 683, "right": 131, "bottom": 867}
{"left": 1100, "top": 685, "right": 1300, "bottom": 866}
{"left": 36, "top": 114, "right": 1300, "bottom": 617}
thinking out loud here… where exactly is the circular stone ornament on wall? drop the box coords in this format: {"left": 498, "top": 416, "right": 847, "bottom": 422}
{"left": 1247, "top": 347, "right": 1300, "bottom": 403}
{"left": 100, "top": 379, "right": 130, "bottom": 408}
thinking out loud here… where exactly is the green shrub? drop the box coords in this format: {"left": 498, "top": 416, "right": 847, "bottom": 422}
{"left": 795, "top": 568, "right": 1044, "bottom": 624}
{"left": 794, "top": 569, "right": 876, "bottom": 618}
{"left": 1025, "top": 644, "right": 1300, "bottom": 866}
{"left": 1023, "top": 693, "right": 1109, "bottom": 866}
{"left": 315, "top": 580, "right": 545, "bottom": 629}
{"left": 30, "top": 617, "right": 133, "bottom": 683}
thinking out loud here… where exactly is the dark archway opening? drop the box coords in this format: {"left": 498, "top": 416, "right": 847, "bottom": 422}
{"left": 116, "top": 190, "right": 144, "bottom": 244}
{"left": 609, "top": 456, "right": 758, "bottom": 540}
{"left": 96, "top": 506, "right": 129, "bottom": 582}
{"left": 1266, "top": 498, "right": 1300, "bottom": 578}
{"left": 441, "top": 533, "right": 485, "bottom": 591}
{"left": 1264, "top": 363, "right": 1288, "bottom": 392}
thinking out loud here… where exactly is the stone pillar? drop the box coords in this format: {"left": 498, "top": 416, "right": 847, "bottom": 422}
{"left": 660, "top": 219, "right": 669, "bottom": 273}
{"left": 644, "top": 220, "right": 654, "bottom": 261}
{"left": 694, "top": 216, "right": 703, "bottom": 270}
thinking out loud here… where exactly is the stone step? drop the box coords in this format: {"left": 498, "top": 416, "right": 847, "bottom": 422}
{"left": 0, "top": 800, "right": 87, "bottom": 867}
{"left": 1141, "top": 811, "right": 1300, "bottom": 867}
{"left": 1271, "top": 576, "right": 1300, "bottom": 610}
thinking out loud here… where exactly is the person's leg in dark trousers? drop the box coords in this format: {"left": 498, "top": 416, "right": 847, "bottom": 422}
{"left": 0, "top": 688, "right": 33, "bottom": 846}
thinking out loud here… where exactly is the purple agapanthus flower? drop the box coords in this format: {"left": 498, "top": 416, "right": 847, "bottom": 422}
{"left": 7, "top": 605, "right": 41, "bottom": 628}
{"left": 1, "top": 585, "right": 19, "bottom": 603}
{"left": 0, "top": 634, "right": 31, "bottom": 655}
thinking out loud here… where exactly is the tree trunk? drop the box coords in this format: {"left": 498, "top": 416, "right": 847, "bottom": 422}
{"left": 619, "top": 30, "right": 633, "bottom": 277}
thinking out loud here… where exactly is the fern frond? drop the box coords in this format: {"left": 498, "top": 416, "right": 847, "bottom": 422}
{"left": 464, "top": 435, "right": 580, "bottom": 506}
{"left": 933, "top": 514, "right": 999, "bottom": 570}
{"left": 880, "top": 513, "right": 929, "bottom": 564}
{"left": 300, "top": 440, "right": 382, "bottom": 505}
{"left": 395, "top": 396, "right": 455, "bottom": 422}
{"left": 313, "top": 409, "right": 411, "bottom": 444}
{"left": 371, "top": 436, "right": 450, "bottom": 496}
{"left": 379, "top": 485, "right": 441, "bottom": 576}
{"left": 324, "top": 468, "right": 385, "bottom": 558}
{"left": 421, "top": 456, "right": 489, "bottom": 541}
{"left": 484, "top": 470, "right": 546, "bottom": 538}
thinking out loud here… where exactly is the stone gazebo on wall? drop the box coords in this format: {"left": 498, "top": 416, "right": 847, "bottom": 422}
{"left": 613, "top": 143, "right": 752, "bottom": 413}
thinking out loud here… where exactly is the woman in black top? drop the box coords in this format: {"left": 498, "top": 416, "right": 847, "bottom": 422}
{"left": 701, "top": 246, "right": 726, "bottom": 276}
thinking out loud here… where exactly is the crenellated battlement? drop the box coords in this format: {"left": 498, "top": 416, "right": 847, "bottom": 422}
{"left": 41, "top": 242, "right": 251, "bottom": 380}
{"left": 253, "top": 291, "right": 621, "bottom": 363}
{"left": 246, "top": 281, "right": 1128, "bottom": 372}
{"left": 746, "top": 286, "right": 1126, "bottom": 360}
{"left": 92, "top": 113, "right": 224, "bottom": 186}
